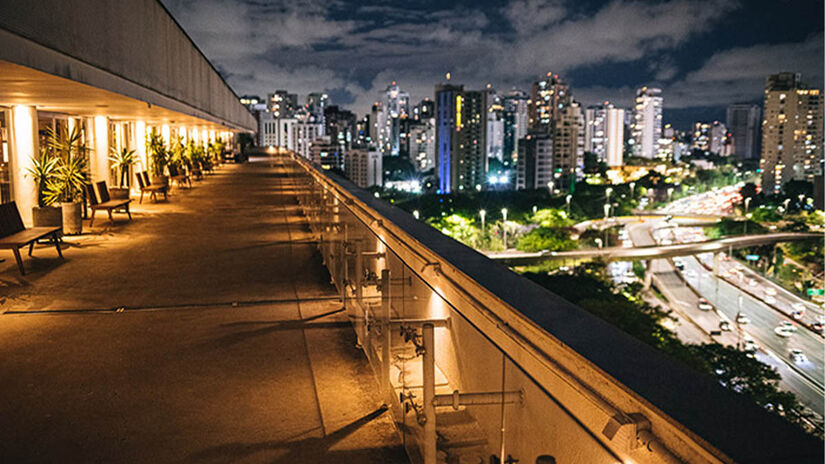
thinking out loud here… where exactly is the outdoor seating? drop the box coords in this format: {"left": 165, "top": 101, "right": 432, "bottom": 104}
{"left": 136, "top": 171, "right": 168, "bottom": 203}
{"left": 168, "top": 164, "right": 191, "bottom": 188}
{"left": 85, "top": 181, "right": 132, "bottom": 227}
{"left": 0, "top": 201, "right": 63, "bottom": 275}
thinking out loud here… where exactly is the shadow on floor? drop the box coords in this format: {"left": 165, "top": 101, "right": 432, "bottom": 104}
{"left": 186, "top": 405, "right": 400, "bottom": 463}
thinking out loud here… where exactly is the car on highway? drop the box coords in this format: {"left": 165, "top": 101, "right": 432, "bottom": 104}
{"left": 719, "top": 321, "right": 732, "bottom": 331}
{"left": 790, "top": 349, "right": 807, "bottom": 364}
{"left": 764, "top": 295, "right": 776, "bottom": 305}
{"left": 697, "top": 298, "right": 712, "bottom": 311}
{"left": 774, "top": 321, "right": 797, "bottom": 337}
{"left": 811, "top": 321, "right": 824, "bottom": 335}
{"left": 743, "top": 336, "right": 758, "bottom": 354}
{"left": 764, "top": 287, "right": 777, "bottom": 296}
{"left": 748, "top": 278, "right": 757, "bottom": 287}
{"left": 792, "top": 302, "right": 806, "bottom": 313}
{"left": 736, "top": 314, "right": 750, "bottom": 325}
{"left": 673, "top": 259, "right": 685, "bottom": 271}
{"left": 791, "top": 310, "right": 804, "bottom": 320}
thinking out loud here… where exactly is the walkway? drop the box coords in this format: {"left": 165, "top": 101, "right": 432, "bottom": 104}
{"left": 0, "top": 157, "right": 406, "bottom": 463}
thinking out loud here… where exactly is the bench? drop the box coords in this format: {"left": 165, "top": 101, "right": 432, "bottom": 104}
{"left": 0, "top": 201, "right": 63, "bottom": 275}
{"left": 168, "top": 164, "right": 191, "bottom": 188}
{"left": 85, "top": 181, "right": 132, "bottom": 227}
{"left": 135, "top": 171, "right": 168, "bottom": 204}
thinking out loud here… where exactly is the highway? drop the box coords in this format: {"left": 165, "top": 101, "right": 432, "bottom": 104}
{"left": 486, "top": 232, "right": 821, "bottom": 265}
{"left": 630, "top": 221, "right": 824, "bottom": 416}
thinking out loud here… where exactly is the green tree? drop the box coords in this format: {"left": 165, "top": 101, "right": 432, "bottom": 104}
{"left": 516, "top": 227, "right": 575, "bottom": 252}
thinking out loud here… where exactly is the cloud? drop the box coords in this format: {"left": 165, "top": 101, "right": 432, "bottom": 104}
{"left": 665, "top": 33, "right": 824, "bottom": 108}
{"left": 161, "top": 0, "right": 820, "bottom": 120}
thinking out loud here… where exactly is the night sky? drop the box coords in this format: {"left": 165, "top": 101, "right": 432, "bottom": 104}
{"left": 163, "top": 0, "right": 823, "bottom": 130}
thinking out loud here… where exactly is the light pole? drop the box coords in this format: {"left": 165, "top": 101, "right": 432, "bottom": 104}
{"left": 629, "top": 182, "right": 636, "bottom": 199}
{"left": 547, "top": 181, "right": 555, "bottom": 196}
{"left": 479, "top": 209, "right": 486, "bottom": 233}
{"left": 413, "top": 210, "right": 420, "bottom": 220}
{"left": 501, "top": 208, "right": 508, "bottom": 249}
{"left": 744, "top": 197, "right": 751, "bottom": 215}
{"left": 667, "top": 187, "right": 674, "bottom": 202}
{"left": 565, "top": 194, "right": 572, "bottom": 216}
{"left": 606, "top": 187, "right": 613, "bottom": 204}
{"left": 783, "top": 198, "right": 791, "bottom": 215}
{"left": 603, "top": 203, "right": 611, "bottom": 247}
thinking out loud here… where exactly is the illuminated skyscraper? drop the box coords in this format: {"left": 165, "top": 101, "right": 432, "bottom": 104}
{"left": 585, "top": 103, "right": 625, "bottom": 167}
{"left": 529, "top": 73, "right": 570, "bottom": 133}
{"left": 632, "top": 87, "right": 663, "bottom": 159}
{"left": 760, "top": 73, "right": 824, "bottom": 194}
{"left": 266, "top": 90, "right": 297, "bottom": 117}
{"left": 434, "top": 83, "right": 488, "bottom": 193}
{"left": 502, "top": 90, "right": 529, "bottom": 165}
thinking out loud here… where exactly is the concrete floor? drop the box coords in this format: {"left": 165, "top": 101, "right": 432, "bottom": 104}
{"left": 0, "top": 157, "right": 407, "bottom": 463}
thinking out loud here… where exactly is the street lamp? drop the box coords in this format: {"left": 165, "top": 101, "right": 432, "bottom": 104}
{"left": 667, "top": 187, "right": 674, "bottom": 202}
{"left": 744, "top": 197, "right": 751, "bottom": 215}
{"left": 604, "top": 203, "right": 611, "bottom": 220}
{"left": 595, "top": 237, "right": 603, "bottom": 249}
{"left": 501, "top": 208, "right": 508, "bottom": 250}
{"left": 565, "top": 194, "right": 572, "bottom": 216}
{"left": 606, "top": 187, "right": 613, "bottom": 203}
{"left": 413, "top": 210, "right": 420, "bottom": 220}
{"left": 629, "top": 182, "right": 636, "bottom": 198}
{"left": 479, "top": 209, "right": 486, "bottom": 232}
{"left": 783, "top": 198, "right": 791, "bottom": 215}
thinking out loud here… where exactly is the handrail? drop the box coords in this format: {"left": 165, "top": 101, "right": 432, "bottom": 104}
{"left": 287, "top": 153, "right": 823, "bottom": 464}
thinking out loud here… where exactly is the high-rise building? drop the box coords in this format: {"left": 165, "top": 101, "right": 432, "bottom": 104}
{"left": 551, "top": 103, "right": 585, "bottom": 190}
{"left": 345, "top": 147, "right": 383, "bottom": 188}
{"left": 324, "top": 105, "right": 356, "bottom": 152}
{"left": 502, "top": 90, "right": 529, "bottom": 165}
{"left": 760, "top": 73, "right": 824, "bottom": 194}
{"left": 408, "top": 120, "right": 435, "bottom": 172}
{"left": 413, "top": 99, "right": 435, "bottom": 121}
{"left": 305, "top": 92, "right": 328, "bottom": 125}
{"left": 516, "top": 133, "right": 553, "bottom": 190}
{"left": 691, "top": 122, "right": 711, "bottom": 153}
{"left": 726, "top": 104, "right": 761, "bottom": 160}
{"left": 632, "top": 87, "right": 663, "bottom": 159}
{"left": 266, "top": 90, "right": 298, "bottom": 117}
{"left": 377, "top": 82, "right": 410, "bottom": 157}
{"left": 434, "top": 83, "right": 489, "bottom": 193}
{"left": 585, "top": 103, "right": 625, "bottom": 167}
{"left": 486, "top": 91, "right": 505, "bottom": 162}
{"left": 529, "top": 74, "right": 570, "bottom": 133}
{"left": 709, "top": 121, "right": 728, "bottom": 155}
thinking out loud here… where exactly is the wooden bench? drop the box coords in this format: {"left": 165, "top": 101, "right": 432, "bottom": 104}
{"left": 168, "top": 164, "right": 191, "bottom": 188}
{"left": 0, "top": 201, "right": 63, "bottom": 275}
{"left": 85, "top": 181, "right": 132, "bottom": 227}
{"left": 135, "top": 171, "right": 168, "bottom": 204}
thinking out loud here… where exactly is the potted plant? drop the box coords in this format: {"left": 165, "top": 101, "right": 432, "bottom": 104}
{"left": 26, "top": 151, "right": 62, "bottom": 228}
{"left": 108, "top": 146, "right": 136, "bottom": 199}
{"left": 44, "top": 126, "right": 88, "bottom": 235}
{"left": 147, "top": 130, "right": 169, "bottom": 186}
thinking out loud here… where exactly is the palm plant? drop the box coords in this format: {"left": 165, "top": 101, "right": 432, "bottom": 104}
{"left": 42, "top": 125, "right": 89, "bottom": 204}
{"left": 109, "top": 147, "right": 137, "bottom": 188}
{"left": 147, "top": 130, "right": 169, "bottom": 177}
{"left": 27, "top": 152, "right": 60, "bottom": 207}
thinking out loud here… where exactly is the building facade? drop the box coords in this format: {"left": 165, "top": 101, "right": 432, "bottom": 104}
{"left": 516, "top": 133, "right": 553, "bottom": 190}
{"left": 726, "top": 103, "right": 761, "bottom": 160}
{"left": 632, "top": 87, "right": 663, "bottom": 159}
{"left": 760, "top": 73, "right": 824, "bottom": 194}
{"left": 345, "top": 147, "right": 382, "bottom": 188}
{"left": 585, "top": 103, "right": 625, "bottom": 167}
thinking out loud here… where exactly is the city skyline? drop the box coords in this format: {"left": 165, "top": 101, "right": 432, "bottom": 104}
{"left": 164, "top": 0, "right": 823, "bottom": 129}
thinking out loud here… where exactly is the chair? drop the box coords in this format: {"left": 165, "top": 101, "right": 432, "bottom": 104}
{"left": 136, "top": 172, "right": 168, "bottom": 204}
{"left": 168, "top": 164, "right": 191, "bottom": 188}
{"left": 0, "top": 202, "right": 63, "bottom": 275}
{"left": 85, "top": 181, "right": 132, "bottom": 227}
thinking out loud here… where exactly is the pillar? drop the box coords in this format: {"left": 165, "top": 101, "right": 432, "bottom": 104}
{"left": 422, "top": 323, "right": 436, "bottom": 464}
{"left": 88, "top": 116, "right": 110, "bottom": 183}
{"left": 381, "top": 269, "right": 391, "bottom": 400}
{"left": 643, "top": 260, "right": 652, "bottom": 290}
{"left": 8, "top": 106, "right": 39, "bottom": 226}
{"left": 713, "top": 252, "right": 721, "bottom": 276}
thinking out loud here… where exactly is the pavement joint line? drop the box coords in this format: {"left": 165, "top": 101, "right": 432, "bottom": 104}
{"left": 277, "top": 157, "right": 328, "bottom": 438}
{"left": 0, "top": 295, "right": 342, "bottom": 315}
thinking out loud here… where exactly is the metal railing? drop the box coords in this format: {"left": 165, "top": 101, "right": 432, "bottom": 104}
{"left": 286, "top": 153, "right": 822, "bottom": 464}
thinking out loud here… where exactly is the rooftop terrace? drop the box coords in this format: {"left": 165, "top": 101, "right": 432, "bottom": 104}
{"left": 0, "top": 158, "right": 405, "bottom": 462}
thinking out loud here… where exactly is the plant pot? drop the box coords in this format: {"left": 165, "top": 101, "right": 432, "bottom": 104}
{"left": 151, "top": 175, "right": 169, "bottom": 187}
{"left": 109, "top": 187, "right": 130, "bottom": 200}
{"left": 32, "top": 205, "right": 63, "bottom": 229}
{"left": 61, "top": 202, "right": 83, "bottom": 235}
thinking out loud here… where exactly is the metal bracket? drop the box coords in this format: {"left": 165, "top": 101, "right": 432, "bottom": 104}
{"left": 433, "top": 389, "right": 523, "bottom": 410}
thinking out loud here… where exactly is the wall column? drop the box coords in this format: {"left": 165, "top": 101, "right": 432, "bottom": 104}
{"left": 8, "top": 105, "right": 39, "bottom": 226}
{"left": 134, "top": 121, "right": 147, "bottom": 172}
{"left": 87, "top": 116, "right": 110, "bottom": 183}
